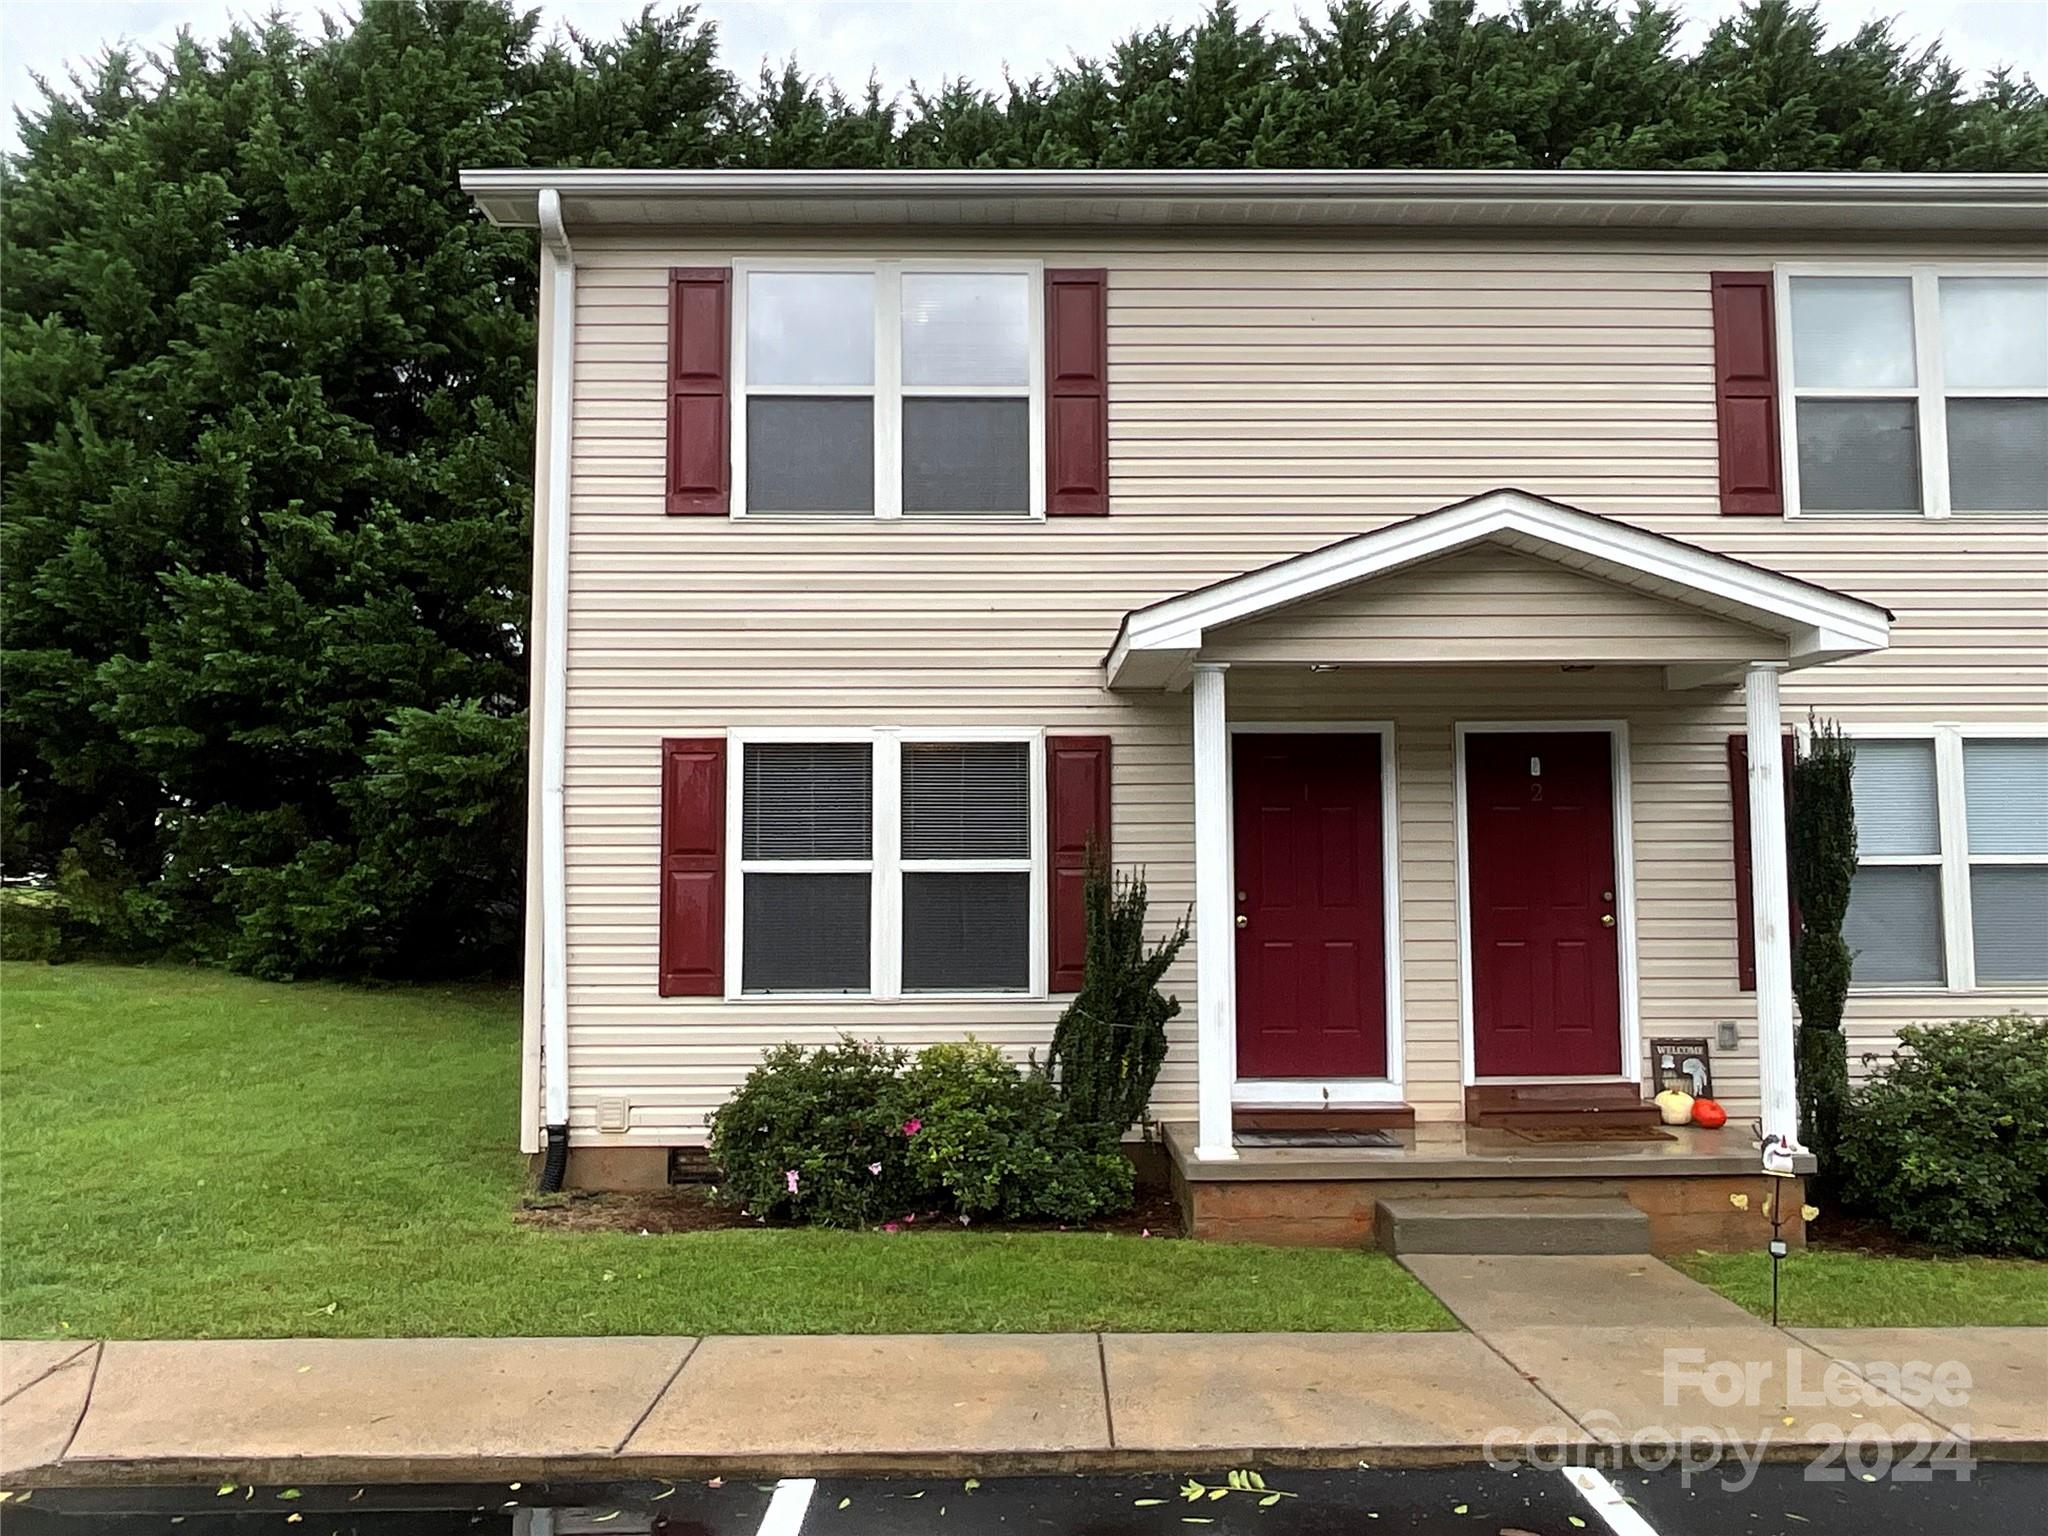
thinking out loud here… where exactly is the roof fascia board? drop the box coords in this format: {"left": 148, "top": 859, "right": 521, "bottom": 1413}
{"left": 459, "top": 168, "right": 2048, "bottom": 229}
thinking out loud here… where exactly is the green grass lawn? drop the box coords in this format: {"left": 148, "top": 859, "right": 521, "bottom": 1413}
{"left": 1671, "top": 1250, "right": 2048, "bottom": 1328}
{"left": 0, "top": 962, "right": 1453, "bottom": 1339}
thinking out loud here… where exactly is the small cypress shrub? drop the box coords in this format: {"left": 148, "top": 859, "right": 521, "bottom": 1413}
{"left": 1790, "top": 714, "right": 1856, "bottom": 1178}
{"left": 1044, "top": 844, "right": 1190, "bottom": 1140}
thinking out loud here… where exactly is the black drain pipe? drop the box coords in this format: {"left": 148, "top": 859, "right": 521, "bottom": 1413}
{"left": 538, "top": 1125, "right": 570, "bottom": 1193}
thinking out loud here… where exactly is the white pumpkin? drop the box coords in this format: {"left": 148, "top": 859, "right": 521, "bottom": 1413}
{"left": 1654, "top": 1088, "right": 1695, "bottom": 1126}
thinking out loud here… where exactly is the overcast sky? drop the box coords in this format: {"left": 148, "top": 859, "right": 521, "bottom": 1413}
{"left": 5, "top": 0, "right": 2045, "bottom": 156}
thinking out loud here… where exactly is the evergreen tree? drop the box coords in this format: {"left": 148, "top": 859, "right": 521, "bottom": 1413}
{"left": 1045, "top": 848, "right": 1190, "bottom": 1138}
{"left": 3, "top": 1, "right": 2040, "bottom": 979}
{"left": 1791, "top": 715, "right": 1857, "bottom": 1181}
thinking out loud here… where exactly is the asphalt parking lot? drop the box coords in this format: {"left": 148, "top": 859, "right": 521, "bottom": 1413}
{"left": 11, "top": 1459, "right": 2038, "bottom": 1535}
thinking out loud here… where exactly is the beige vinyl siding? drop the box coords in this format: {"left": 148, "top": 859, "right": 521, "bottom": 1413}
{"left": 1205, "top": 545, "right": 1782, "bottom": 666}
{"left": 557, "top": 232, "right": 2048, "bottom": 1143}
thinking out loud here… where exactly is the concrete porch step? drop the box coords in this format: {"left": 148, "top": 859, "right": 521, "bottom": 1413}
{"left": 1373, "top": 1195, "right": 1649, "bottom": 1256}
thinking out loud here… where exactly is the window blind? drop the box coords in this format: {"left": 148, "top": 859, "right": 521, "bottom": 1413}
{"left": 1964, "top": 740, "right": 2048, "bottom": 855}
{"left": 1851, "top": 740, "right": 1941, "bottom": 857}
{"left": 742, "top": 744, "right": 873, "bottom": 859}
{"left": 901, "top": 742, "right": 1029, "bottom": 859}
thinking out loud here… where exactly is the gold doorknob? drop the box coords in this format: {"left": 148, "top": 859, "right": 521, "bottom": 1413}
{"left": 1236, "top": 915, "right": 1249, "bottom": 928}
{"left": 1600, "top": 914, "right": 1616, "bottom": 927}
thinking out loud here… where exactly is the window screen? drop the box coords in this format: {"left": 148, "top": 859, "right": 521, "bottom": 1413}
{"left": 1844, "top": 865, "right": 1946, "bottom": 987}
{"left": 743, "top": 873, "right": 871, "bottom": 993}
{"left": 1946, "top": 399, "right": 2048, "bottom": 513}
{"left": 899, "top": 740, "right": 1031, "bottom": 993}
{"left": 902, "top": 399, "right": 1030, "bottom": 513}
{"left": 903, "top": 872, "right": 1029, "bottom": 991}
{"left": 1794, "top": 400, "right": 1921, "bottom": 513}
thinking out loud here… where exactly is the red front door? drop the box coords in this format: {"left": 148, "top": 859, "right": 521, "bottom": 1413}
{"left": 1466, "top": 731, "right": 1623, "bottom": 1078}
{"left": 1232, "top": 733, "right": 1388, "bottom": 1079}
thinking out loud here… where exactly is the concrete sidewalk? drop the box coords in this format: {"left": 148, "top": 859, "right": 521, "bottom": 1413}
{"left": 5, "top": 1260, "right": 2043, "bottom": 1486}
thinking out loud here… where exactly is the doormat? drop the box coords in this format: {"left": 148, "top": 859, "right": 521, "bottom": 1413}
{"left": 1232, "top": 1129, "right": 1402, "bottom": 1149}
{"left": 1504, "top": 1124, "right": 1676, "bottom": 1143}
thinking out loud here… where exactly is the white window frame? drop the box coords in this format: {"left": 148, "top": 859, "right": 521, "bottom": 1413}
{"left": 730, "top": 259, "right": 1047, "bottom": 521}
{"left": 1775, "top": 261, "right": 2048, "bottom": 520}
{"left": 724, "top": 726, "right": 1047, "bottom": 1000}
{"left": 1831, "top": 722, "right": 2048, "bottom": 994}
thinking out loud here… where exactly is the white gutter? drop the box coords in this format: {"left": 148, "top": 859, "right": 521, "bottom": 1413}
{"left": 461, "top": 167, "right": 2048, "bottom": 230}
{"left": 537, "top": 188, "right": 574, "bottom": 1132}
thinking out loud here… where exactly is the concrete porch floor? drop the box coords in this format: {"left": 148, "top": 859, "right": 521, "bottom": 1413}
{"left": 1163, "top": 1120, "right": 1812, "bottom": 1253}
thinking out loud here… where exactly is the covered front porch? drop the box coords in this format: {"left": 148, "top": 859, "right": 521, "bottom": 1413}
{"left": 1106, "top": 491, "right": 1891, "bottom": 1248}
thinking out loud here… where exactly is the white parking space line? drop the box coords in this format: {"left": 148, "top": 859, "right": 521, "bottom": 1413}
{"left": 756, "top": 1476, "right": 818, "bottom": 1536}
{"left": 1561, "top": 1465, "right": 1662, "bottom": 1536}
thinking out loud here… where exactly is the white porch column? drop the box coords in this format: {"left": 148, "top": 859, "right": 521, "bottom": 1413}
{"left": 1191, "top": 662, "right": 1238, "bottom": 1161}
{"left": 1744, "top": 660, "right": 1801, "bottom": 1153}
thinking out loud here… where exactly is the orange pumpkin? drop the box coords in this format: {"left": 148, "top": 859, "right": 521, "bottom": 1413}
{"left": 1691, "top": 1097, "right": 1728, "bottom": 1129}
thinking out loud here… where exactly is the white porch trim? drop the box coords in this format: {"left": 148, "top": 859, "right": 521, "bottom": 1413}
{"left": 1104, "top": 488, "right": 1893, "bottom": 691}
{"left": 1745, "top": 661, "right": 1801, "bottom": 1152}
{"left": 1191, "top": 663, "right": 1238, "bottom": 1160}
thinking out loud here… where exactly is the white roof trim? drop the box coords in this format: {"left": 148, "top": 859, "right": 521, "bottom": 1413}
{"left": 1103, "top": 489, "right": 1893, "bottom": 690}
{"left": 460, "top": 169, "right": 2047, "bottom": 235}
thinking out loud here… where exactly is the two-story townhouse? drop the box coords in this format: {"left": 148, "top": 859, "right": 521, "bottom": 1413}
{"left": 461, "top": 169, "right": 2047, "bottom": 1250}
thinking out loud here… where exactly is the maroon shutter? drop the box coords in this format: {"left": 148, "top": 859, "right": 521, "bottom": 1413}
{"left": 1045, "top": 269, "right": 1109, "bottom": 516}
{"left": 1728, "top": 732, "right": 1800, "bottom": 991}
{"left": 666, "top": 268, "right": 730, "bottom": 516}
{"left": 659, "top": 737, "right": 725, "bottom": 996}
{"left": 1710, "top": 271, "right": 1784, "bottom": 517}
{"left": 1046, "top": 735, "right": 1112, "bottom": 991}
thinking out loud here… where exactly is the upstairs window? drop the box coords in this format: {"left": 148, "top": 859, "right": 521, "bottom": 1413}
{"left": 1843, "top": 729, "right": 2048, "bottom": 991}
{"left": 1782, "top": 267, "right": 2048, "bottom": 517}
{"left": 735, "top": 263, "right": 1042, "bottom": 518}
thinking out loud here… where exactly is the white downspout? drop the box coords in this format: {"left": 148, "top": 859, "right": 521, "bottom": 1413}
{"left": 537, "top": 189, "right": 575, "bottom": 1143}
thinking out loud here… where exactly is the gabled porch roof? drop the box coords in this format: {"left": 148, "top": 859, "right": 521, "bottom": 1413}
{"left": 1103, "top": 489, "right": 1893, "bottom": 690}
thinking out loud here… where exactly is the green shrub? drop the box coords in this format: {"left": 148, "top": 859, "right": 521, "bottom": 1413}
{"left": 1838, "top": 1016, "right": 2048, "bottom": 1258}
{"left": 1046, "top": 848, "right": 1188, "bottom": 1138}
{"left": 707, "top": 1037, "right": 1135, "bottom": 1229}
{"left": 0, "top": 889, "right": 60, "bottom": 961}
{"left": 707, "top": 1039, "right": 928, "bottom": 1228}
{"left": 899, "top": 1041, "right": 1133, "bottom": 1224}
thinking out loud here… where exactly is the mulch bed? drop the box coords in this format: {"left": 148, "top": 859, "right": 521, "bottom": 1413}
{"left": 516, "top": 1179, "right": 1183, "bottom": 1238}
{"left": 1803, "top": 1208, "right": 1952, "bottom": 1260}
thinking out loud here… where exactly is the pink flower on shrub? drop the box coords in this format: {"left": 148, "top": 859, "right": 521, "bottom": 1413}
{"left": 783, "top": 1169, "right": 800, "bottom": 1195}
{"left": 901, "top": 1117, "right": 922, "bottom": 1137}
{"left": 868, "top": 1162, "right": 883, "bottom": 1176}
